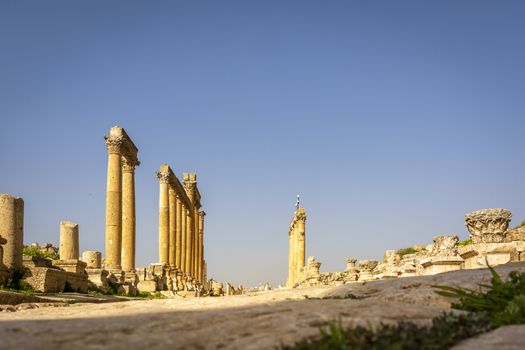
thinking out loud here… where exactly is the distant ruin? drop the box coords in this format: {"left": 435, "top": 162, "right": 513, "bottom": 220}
{"left": 287, "top": 207, "right": 525, "bottom": 287}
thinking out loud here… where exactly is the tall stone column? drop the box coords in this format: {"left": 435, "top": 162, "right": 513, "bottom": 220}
{"left": 168, "top": 188, "right": 177, "bottom": 267}
{"left": 193, "top": 207, "right": 199, "bottom": 280}
{"left": 287, "top": 225, "right": 295, "bottom": 286}
{"left": 121, "top": 159, "right": 138, "bottom": 272}
{"left": 60, "top": 221, "right": 79, "bottom": 260}
{"left": 185, "top": 211, "right": 193, "bottom": 276}
{"left": 0, "top": 194, "right": 24, "bottom": 270}
{"left": 180, "top": 208, "right": 187, "bottom": 273}
{"left": 294, "top": 209, "right": 306, "bottom": 281}
{"left": 198, "top": 211, "right": 205, "bottom": 282}
{"left": 157, "top": 171, "right": 170, "bottom": 265}
{"left": 175, "top": 198, "right": 182, "bottom": 269}
{"left": 104, "top": 136, "right": 123, "bottom": 270}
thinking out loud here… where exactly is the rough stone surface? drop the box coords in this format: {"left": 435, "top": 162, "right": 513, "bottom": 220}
{"left": 2, "top": 262, "right": 524, "bottom": 349}
{"left": 465, "top": 208, "right": 512, "bottom": 243}
{"left": 451, "top": 325, "right": 525, "bottom": 350}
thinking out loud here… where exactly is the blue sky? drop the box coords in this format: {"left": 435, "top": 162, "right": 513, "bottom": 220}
{"left": 1, "top": 1, "right": 524, "bottom": 287}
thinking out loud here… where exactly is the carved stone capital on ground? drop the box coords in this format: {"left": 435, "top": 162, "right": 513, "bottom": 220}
{"left": 465, "top": 208, "right": 512, "bottom": 243}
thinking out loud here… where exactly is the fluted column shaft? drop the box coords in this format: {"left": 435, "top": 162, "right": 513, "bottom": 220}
{"left": 105, "top": 144, "right": 122, "bottom": 270}
{"left": 287, "top": 227, "right": 294, "bottom": 286}
{"left": 175, "top": 198, "right": 182, "bottom": 269}
{"left": 180, "top": 208, "right": 187, "bottom": 273}
{"left": 294, "top": 217, "right": 306, "bottom": 280}
{"left": 158, "top": 173, "right": 170, "bottom": 265}
{"left": 168, "top": 188, "right": 177, "bottom": 267}
{"left": 198, "top": 212, "right": 205, "bottom": 282}
{"left": 122, "top": 162, "right": 137, "bottom": 271}
{"left": 185, "top": 211, "right": 193, "bottom": 276}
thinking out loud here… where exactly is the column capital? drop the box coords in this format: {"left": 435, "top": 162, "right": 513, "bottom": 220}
{"left": 122, "top": 157, "right": 140, "bottom": 173}
{"left": 104, "top": 135, "right": 124, "bottom": 154}
{"left": 156, "top": 171, "right": 170, "bottom": 184}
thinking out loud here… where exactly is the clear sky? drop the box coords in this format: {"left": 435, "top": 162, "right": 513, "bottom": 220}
{"left": 1, "top": 1, "right": 524, "bottom": 287}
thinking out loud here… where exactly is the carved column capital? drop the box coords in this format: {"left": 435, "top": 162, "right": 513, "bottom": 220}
{"left": 104, "top": 135, "right": 124, "bottom": 154}
{"left": 122, "top": 157, "right": 139, "bottom": 173}
{"left": 156, "top": 171, "right": 170, "bottom": 184}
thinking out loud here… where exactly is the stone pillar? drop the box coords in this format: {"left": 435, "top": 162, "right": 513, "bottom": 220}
{"left": 104, "top": 135, "right": 123, "bottom": 270}
{"left": 287, "top": 225, "right": 295, "bottom": 286}
{"left": 198, "top": 211, "right": 205, "bottom": 282}
{"left": 157, "top": 171, "right": 170, "bottom": 265}
{"left": 121, "top": 159, "right": 137, "bottom": 272}
{"left": 59, "top": 221, "right": 79, "bottom": 260}
{"left": 192, "top": 208, "right": 199, "bottom": 279}
{"left": 0, "top": 194, "right": 24, "bottom": 270}
{"left": 175, "top": 198, "right": 182, "bottom": 269}
{"left": 294, "top": 209, "right": 306, "bottom": 282}
{"left": 82, "top": 251, "right": 102, "bottom": 268}
{"left": 185, "top": 212, "right": 193, "bottom": 276}
{"left": 180, "top": 208, "right": 187, "bottom": 273}
{"left": 168, "top": 188, "right": 177, "bottom": 267}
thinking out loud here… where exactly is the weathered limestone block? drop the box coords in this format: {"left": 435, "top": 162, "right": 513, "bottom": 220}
{"left": 53, "top": 259, "right": 87, "bottom": 274}
{"left": 211, "top": 280, "right": 224, "bottom": 296}
{"left": 59, "top": 221, "right": 79, "bottom": 260}
{"left": 137, "top": 280, "right": 157, "bottom": 292}
{"left": 458, "top": 242, "right": 520, "bottom": 269}
{"left": 465, "top": 209, "right": 512, "bottom": 243}
{"left": 82, "top": 251, "right": 102, "bottom": 268}
{"left": 379, "top": 250, "right": 401, "bottom": 278}
{"left": 23, "top": 267, "right": 67, "bottom": 293}
{"left": 506, "top": 226, "right": 525, "bottom": 242}
{"left": 65, "top": 271, "right": 89, "bottom": 293}
{"left": 0, "top": 194, "right": 24, "bottom": 270}
{"left": 420, "top": 256, "right": 464, "bottom": 275}
{"left": 430, "top": 235, "right": 459, "bottom": 256}
{"left": 400, "top": 254, "right": 417, "bottom": 277}
{"left": 85, "top": 268, "right": 109, "bottom": 289}
{"left": 357, "top": 260, "right": 378, "bottom": 281}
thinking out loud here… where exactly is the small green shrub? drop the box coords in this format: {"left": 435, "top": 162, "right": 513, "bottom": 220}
{"left": 435, "top": 266, "right": 525, "bottom": 326}
{"left": 23, "top": 246, "right": 60, "bottom": 260}
{"left": 0, "top": 269, "right": 34, "bottom": 293}
{"left": 283, "top": 313, "right": 491, "bottom": 350}
{"left": 396, "top": 247, "right": 421, "bottom": 257}
{"left": 285, "top": 267, "right": 525, "bottom": 349}
{"left": 457, "top": 238, "right": 473, "bottom": 247}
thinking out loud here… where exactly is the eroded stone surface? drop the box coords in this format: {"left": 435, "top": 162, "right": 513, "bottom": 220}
{"left": 2, "top": 263, "right": 524, "bottom": 350}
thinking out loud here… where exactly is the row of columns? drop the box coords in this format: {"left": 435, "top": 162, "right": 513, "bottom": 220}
{"left": 157, "top": 165, "right": 206, "bottom": 282}
{"left": 104, "top": 126, "right": 140, "bottom": 272}
{"left": 287, "top": 207, "right": 306, "bottom": 287}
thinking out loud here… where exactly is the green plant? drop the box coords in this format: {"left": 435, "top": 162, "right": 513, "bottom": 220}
{"left": 435, "top": 266, "right": 525, "bottom": 326}
{"left": 457, "top": 238, "right": 473, "bottom": 247}
{"left": 23, "top": 246, "right": 60, "bottom": 260}
{"left": 285, "top": 267, "right": 525, "bottom": 349}
{"left": 0, "top": 269, "right": 34, "bottom": 293}
{"left": 283, "top": 313, "right": 492, "bottom": 350}
{"left": 396, "top": 247, "right": 421, "bottom": 257}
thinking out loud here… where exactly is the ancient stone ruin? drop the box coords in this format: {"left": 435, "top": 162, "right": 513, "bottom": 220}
{"left": 0, "top": 125, "right": 209, "bottom": 296}
{"left": 286, "top": 206, "right": 525, "bottom": 288}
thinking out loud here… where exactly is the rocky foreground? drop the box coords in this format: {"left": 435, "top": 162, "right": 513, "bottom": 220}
{"left": 1, "top": 263, "right": 525, "bottom": 350}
